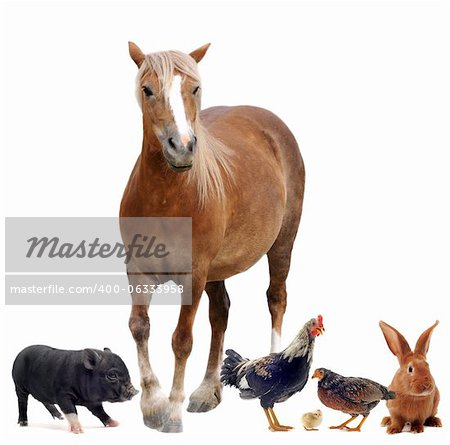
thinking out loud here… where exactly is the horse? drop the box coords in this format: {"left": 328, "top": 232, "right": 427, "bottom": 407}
{"left": 120, "top": 41, "right": 305, "bottom": 433}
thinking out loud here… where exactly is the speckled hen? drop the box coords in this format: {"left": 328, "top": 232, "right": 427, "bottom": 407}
{"left": 312, "top": 368, "right": 396, "bottom": 431}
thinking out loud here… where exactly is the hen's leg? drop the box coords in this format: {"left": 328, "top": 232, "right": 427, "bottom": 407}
{"left": 346, "top": 415, "right": 367, "bottom": 432}
{"left": 330, "top": 415, "right": 357, "bottom": 429}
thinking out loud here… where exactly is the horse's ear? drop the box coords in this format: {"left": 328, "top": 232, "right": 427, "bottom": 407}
{"left": 189, "top": 43, "right": 211, "bottom": 63}
{"left": 128, "top": 41, "right": 145, "bottom": 68}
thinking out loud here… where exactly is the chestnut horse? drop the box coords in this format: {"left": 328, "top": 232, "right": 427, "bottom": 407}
{"left": 120, "top": 42, "right": 305, "bottom": 432}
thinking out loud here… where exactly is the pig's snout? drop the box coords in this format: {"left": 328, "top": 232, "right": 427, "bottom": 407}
{"left": 123, "top": 384, "right": 139, "bottom": 401}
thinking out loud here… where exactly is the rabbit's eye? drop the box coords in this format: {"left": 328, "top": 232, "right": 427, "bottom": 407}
{"left": 408, "top": 366, "right": 414, "bottom": 374}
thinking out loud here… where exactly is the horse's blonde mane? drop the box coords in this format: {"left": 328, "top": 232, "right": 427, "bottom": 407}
{"left": 136, "top": 51, "right": 233, "bottom": 207}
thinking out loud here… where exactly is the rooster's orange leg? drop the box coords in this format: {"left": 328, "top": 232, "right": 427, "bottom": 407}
{"left": 263, "top": 408, "right": 292, "bottom": 432}
{"left": 269, "top": 408, "right": 293, "bottom": 430}
{"left": 330, "top": 415, "right": 358, "bottom": 430}
{"left": 346, "top": 415, "right": 368, "bottom": 432}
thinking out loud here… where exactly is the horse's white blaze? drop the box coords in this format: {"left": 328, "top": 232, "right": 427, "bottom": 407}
{"left": 169, "top": 75, "right": 191, "bottom": 144}
{"left": 271, "top": 329, "right": 281, "bottom": 353}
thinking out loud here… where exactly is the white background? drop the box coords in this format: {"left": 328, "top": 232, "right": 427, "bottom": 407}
{"left": 1, "top": 1, "right": 449, "bottom": 444}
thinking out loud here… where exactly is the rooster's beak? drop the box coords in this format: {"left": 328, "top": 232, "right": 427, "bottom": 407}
{"left": 317, "top": 326, "right": 325, "bottom": 335}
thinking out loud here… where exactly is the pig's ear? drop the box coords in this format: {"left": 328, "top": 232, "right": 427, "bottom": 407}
{"left": 104, "top": 347, "right": 112, "bottom": 353}
{"left": 83, "top": 349, "right": 102, "bottom": 370}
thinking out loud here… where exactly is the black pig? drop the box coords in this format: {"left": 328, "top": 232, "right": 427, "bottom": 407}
{"left": 12, "top": 345, "right": 138, "bottom": 433}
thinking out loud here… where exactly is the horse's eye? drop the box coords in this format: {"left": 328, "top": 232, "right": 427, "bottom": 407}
{"left": 192, "top": 86, "right": 200, "bottom": 95}
{"left": 143, "top": 86, "right": 153, "bottom": 97}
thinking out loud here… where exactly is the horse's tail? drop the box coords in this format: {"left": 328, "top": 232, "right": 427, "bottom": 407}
{"left": 220, "top": 349, "right": 246, "bottom": 388}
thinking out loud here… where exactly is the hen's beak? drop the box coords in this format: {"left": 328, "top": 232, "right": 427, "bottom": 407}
{"left": 317, "top": 326, "right": 325, "bottom": 335}
{"left": 312, "top": 369, "right": 321, "bottom": 379}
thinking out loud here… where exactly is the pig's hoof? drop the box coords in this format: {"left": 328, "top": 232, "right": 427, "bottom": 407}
{"left": 105, "top": 419, "right": 120, "bottom": 427}
{"left": 160, "top": 419, "right": 183, "bottom": 433}
{"left": 69, "top": 425, "right": 84, "bottom": 434}
{"left": 18, "top": 421, "right": 28, "bottom": 427}
{"left": 187, "top": 382, "right": 222, "bottom": 413}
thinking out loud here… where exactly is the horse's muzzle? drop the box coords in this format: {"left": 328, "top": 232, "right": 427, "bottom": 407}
{"left": 162, "top": 135, "right": 196, "bottom": 172}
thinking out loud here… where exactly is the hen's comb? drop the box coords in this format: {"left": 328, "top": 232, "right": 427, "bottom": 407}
{"left": 317, "top": 314, "right": 323, "bottom": 325}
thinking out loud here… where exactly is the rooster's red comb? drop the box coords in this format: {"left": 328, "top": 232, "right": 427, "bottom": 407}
{"left": 317, "top": 314, "right": 323, "bottom": 326}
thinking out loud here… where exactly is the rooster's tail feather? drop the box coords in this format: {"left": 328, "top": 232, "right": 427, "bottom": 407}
{"left": 220, "top": 349, "right": 246, "bottom": 388}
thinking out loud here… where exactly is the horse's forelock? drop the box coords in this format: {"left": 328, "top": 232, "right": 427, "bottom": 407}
{"left": 138, "top": 50, "right": 200, "bottom": 98}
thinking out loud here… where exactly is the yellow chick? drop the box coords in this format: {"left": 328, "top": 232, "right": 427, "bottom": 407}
{"left": 301, "top": 409, "right": 323, "bottom": 431}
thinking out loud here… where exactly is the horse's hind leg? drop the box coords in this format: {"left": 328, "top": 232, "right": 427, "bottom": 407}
{"left": 187, "top": 280, "right": 230, "bottom": 413}
{"left": 267, "top": 213, "right": 302, "bottom": 352}
{"left": 43, "top": 403, "right": 63, "bottom": 420}
{"left": 129, "top": 302, "right": 171, "bottom": 431}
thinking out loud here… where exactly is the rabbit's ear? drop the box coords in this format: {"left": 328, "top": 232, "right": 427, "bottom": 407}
{"left": 379, "top": 321, "right": 412, "bottom": 362}
{"left": 414, "top": 320, "right": 439, "bottom": 357}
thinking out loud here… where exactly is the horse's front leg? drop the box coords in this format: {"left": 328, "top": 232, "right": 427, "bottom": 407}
{"left": 187, "top": 280, "right": 230, "bottom": 413}
{"left": 161, "top": 276, "right": 206, "bottom": 433}
{"left": 129, "top": 303, "right": 170, "bottom": 430}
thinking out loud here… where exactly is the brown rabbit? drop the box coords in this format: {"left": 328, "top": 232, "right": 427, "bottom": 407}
{"left": 379, "top": 320, "right": 442, "bottom": 434}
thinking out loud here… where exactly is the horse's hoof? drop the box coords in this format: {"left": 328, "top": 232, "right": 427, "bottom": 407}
{"left": 143, "top": 412, "right": 170, "bottom": 431}
{"left": 187, "top": 399, "right": 217, "bottom": 413}
{"left": 187, "top": 383, "right": 222, "bottom": 413}
{"left": 18, "top": 421, "right": 28, "bottom": 427}
{"left": 141, "top": 390, "right": 171, "bottom": 430}
{"left": 142, "top": 402, "right": 171, "bottom": 430}
{"left": 160, "top": 419, "right": 183, "bottom": 433}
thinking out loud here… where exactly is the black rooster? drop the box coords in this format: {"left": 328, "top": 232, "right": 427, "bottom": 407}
{"left": 221, "top": 315, "right": 324, "bottom": 431}
{"left": 312, "top": 368, "right": 396, "bottom": 431}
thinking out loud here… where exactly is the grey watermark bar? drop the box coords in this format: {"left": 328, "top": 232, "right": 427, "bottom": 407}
{"left": 5, "top": 217, "right": 192, "bottom": 273}
{"left": 5, "top": 274, "right": 192, "bottom": 305}
{"left": 5, "top": 217, "right": 192, "bottom": 305}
